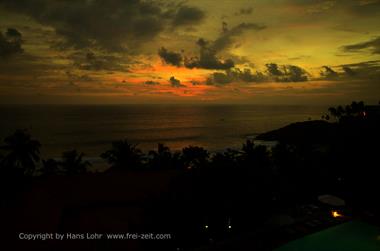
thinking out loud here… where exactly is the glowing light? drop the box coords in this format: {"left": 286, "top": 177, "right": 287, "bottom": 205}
{"left": 204, "top": 225, "right": 209, "bottom": 229}
{"left": 331, "top": 210, "right": 343, "bottom": 218}
{"left": 228, "top": 225, "right": 232, "bottom": 229}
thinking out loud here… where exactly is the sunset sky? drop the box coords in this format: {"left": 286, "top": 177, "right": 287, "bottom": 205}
{"left": 0, "top": 0, "right": 379, "bottom": 104}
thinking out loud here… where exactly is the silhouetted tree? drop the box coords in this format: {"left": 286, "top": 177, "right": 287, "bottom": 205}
{"left": 0, "top": 152, "right": 4, "bottom": 168}
{"left": 328, "top": 101, "right": 366, "bottom": 122}
{"left": 242, "top": 140, "right": 255, "bottom": 157}
{"left": 181, "top": 146, "right": 209, "bottom": 169}
{"left": 271, "top": 142, "right": 304, "bottom": 202}
{"left": 210, "top": 149, "right": 239, "bottom": 170}
{"left": 59, "top": 150, "right": 90, "bottom": 175}
{"left": 272, "top": 142, "right": 299, "bottom": 175}
{"left": 337, "top": 105, "right": 345, "bottom": 117}
{"left": 241, "top": 140, "right": 271, "bottom": 169}
{"left": 101, "top": 140, "right": 143, "bottom": 170}
{"left": 148, "top": 143, "right": 176, "bottom": 169}
{"left": 0, "top": 129, "right": 41, "bottom": 176}
{"left": 350, "top": 101, "right": 365, "bottom": 114}
{"left": 328, "top": 106, "right": 338, "bottom": 119}
{"left": 41, "top": 158, "right": 60, "bottom": 176}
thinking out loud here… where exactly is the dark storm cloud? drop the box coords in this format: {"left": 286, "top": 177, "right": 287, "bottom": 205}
{"left": 207, "top": 72, "right": 233, "bottom": 85}
{"left": 155, "top": 22, "right": 264, "bottom": 70}
{"left": 315, "top": 66, "right": 346, "bottom": 81}
{"left": 206, "top": 68, "right": 268, "bottom": 86}
{"left": 265, "top": 63, "right": 283, "bottom": 76}
{"left": 184, "top": 22, "right": 264, "bottom": 70}
{"left": 205, "top": 63, "right": 309, "bottom": 86}
{"left": 235, "top": 7, "right": 253, "bottom": 16}
{"left": 185, "top": 38, "right": 235, "bottom": 70}
{"left": 0, "top": 54, "right": 60, "bottom": 78}
{"left": 0, "top": 57, "right": 71, "bottom": 93}
{"left": 158, "top": 47, "right": 183, "bottom": 67}
{"left": 169, "top": 76, "right": 185, "bottom": 87}
{"left": 0, "top": 0, "right": 205, "bottom": 52}
{"left": 289, "top": 0, "right": 380, "bottom": 16}
{"left": 144, "top": 80, "right": 160, "bottom": 85}
{"left": 190, "top": 80, "right": 202, "bottom": 86}
{"left": 320, "top": 66, "right": 339, "bottom": 79}
{"left": 213, "top": 22, "right": 266, "bottom": 52}
{"left": 315, "top": 60, "right": 380, "bottom": 81}
{"left": 342, "top": 36, "right": 380, "bottom": 54}
{"left": 280, "top": 65, "right": 309, "bottom": 82}
{"left": 171, "top": 6, "right": 205, "bottom": 26}
{"left": 338, "top": 60, "right": 380, "bottom": 80}
{"left": 0, "top": 28, "right": 23, "bottom": 59}
{"left": 132, "top": 16, "right": 165, "bottom": 40}
{"left": 346, "top": 0, "right": 380, "bottom": 16}
{"left": 5, "top": 28, "right": 22, "bottom": 38}
{"left": 70, "top": 52, "right": 129, "bottom": 72}
{"left": 342, "top": 66, "right": 356, "bottom": 76}
{"left": 265, "top": 63, "right": 309, "bottom": 82}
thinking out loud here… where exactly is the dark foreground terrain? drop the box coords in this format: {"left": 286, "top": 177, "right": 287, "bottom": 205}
{"left": 1, "top": 102, "right": 380, "bottom": 250}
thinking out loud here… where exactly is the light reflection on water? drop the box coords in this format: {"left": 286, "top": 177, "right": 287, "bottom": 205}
{"left": 0, "top": 104, "right": 326, "bottom": 158}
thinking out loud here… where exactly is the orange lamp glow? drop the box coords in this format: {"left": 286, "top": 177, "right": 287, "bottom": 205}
{"left": 331, "top": 210, "right": 343, "bottom": 218}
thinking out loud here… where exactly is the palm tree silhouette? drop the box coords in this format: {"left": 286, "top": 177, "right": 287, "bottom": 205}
{"left": 148, "top": 143, "right": 173, "bottom": 169}
{"left": 181, "top": 146, "right": 209, "bottom": 169}
{"left": 59, "top": 150, "right": 90, "bottom": 175}
{"left": 328, "top": 101, "right": 366, "bottom": 122}
{"left": 241, "top": 140, "right": 270, "bottom": 170}
{"left": 211, "top": 149, "right": 239, "bottom": 170}
{"left": 101, "top": 140, "right": 143, "bottom": 170}
{"left": 41, "top": 158, "right": 60, "bottom": 176}
{"left": 242, "top": 140, "right": 255, "bottom": 157}
{"left": 0, "top": 129, "right": 41, "bottom": 176}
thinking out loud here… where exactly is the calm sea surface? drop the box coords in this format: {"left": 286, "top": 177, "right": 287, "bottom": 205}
{"left": 0, "top": 105, "right": 327, "bottom": 159}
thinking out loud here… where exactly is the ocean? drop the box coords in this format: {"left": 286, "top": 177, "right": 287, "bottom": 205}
{"left": 0, "top": 104, "right": 326, "bottom": 162}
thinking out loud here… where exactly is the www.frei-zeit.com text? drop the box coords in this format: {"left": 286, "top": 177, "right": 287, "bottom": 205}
{"left": 18, "top": 232, "right": 172, "bottom": 241}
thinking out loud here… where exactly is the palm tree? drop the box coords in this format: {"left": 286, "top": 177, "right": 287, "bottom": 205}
{"left": 148, "top": 143, "right": 173, "bottom": 169}
{"left": 0, "top": 130, "right": 41, "bottom": 176}
{"left": 328, "top": 107, "right": 338, "bottom": 120}
{"left": 181, "top": 146, "right": 209, "bottom": 169}
{"left": 242, "top": 140, "right": 255, "bottom": 157}
{"left": 59, "top": 150, "right": 90, "bottom": 175}
{"left": 337, "top": 105, "right": 345, "bottom": 117}
{"left": 328, "top": 101, "right": 366, "bottom": 122}
{"left": 321, "top": 114, "right": 330, "bottom": 121}
{"left": 241, "top": 140, "right": 271, "bottom": 170}
{"left": 101, "top": 140, "right": 143, "bottom": 170}
{"left": 211, "top": 149, "right": 239, "bottom": 170}
{"left": 41, "top": 158, "right": 60, "bottom": 176}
